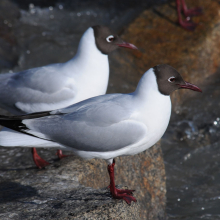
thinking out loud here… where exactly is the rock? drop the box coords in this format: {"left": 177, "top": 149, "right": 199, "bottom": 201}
{"left": 78, "top": 142, "right": 166, "bottom": 220}
{"left": 0, "top": 141, "right": 165, "bottom": 220}
{"left": 108, "top": 0, "right": 220, "bottom": 111}
{"left": 0, "top": 155, "right": 140, "bottom": 220}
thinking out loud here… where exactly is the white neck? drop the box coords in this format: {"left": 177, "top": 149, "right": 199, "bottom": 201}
{"left": 66, "top": 27, "right": 108, "bottom": 71}
{"left": 132, "top": 68, "right": 172, "bottom": 150}
{"left": 133, "top": 68, "right": 171, "bottom": 107}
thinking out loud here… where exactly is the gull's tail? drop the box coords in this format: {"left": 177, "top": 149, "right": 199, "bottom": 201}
{"left": 0, "top": 113, "right": 59, "bottom": 148}
{"left": 0, "top": 127, "right": 58, "bottom": 147}
{"left": 0, "top": 112, "right": 50, "bottom": 137}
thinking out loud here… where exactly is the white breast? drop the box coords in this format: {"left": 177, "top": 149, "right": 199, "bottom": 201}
{"left": 97, "top": 68, "right": 171, "bottom": 158}
{"left": 129, "top": 68, "right": 172, "bottom": 155}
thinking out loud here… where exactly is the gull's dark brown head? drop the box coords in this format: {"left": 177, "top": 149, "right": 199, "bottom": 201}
{"left": 92, "top": 25, "right": 137, "bottom": 55}
{"left": 153, "top": 64, "right": 202, "bottom": 95}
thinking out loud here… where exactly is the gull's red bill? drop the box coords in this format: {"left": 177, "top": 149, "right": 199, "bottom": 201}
{"left": 178, "top": 81, "right": 202, "bottom": 93}
{"left": 117, "top": 42, "right": 138, "bottom": 50}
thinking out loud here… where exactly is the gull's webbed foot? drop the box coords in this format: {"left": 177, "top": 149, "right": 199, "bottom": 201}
{"left": 56, "top": 149, "right": 68, "bottom": 159}
{"left": 32, "top": 148, "right": 50, "bottom": 169}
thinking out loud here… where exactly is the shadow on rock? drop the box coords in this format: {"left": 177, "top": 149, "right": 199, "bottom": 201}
{"left": 0, "top": 181, "right": 38, "bottom": 203}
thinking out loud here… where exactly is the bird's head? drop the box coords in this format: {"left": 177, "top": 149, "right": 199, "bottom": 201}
{"left": 92, "top": 25, "right": 137, "bottom": 54}
{"left": 153, "top": 64, "right": 202, "bottom": 95}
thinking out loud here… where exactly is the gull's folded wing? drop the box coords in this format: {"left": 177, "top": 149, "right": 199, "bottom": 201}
{"left": 0, "top": 64, "right": 76, "bottom": 114}
{"left": 0, "top": 94, "right": 148, "bottom": 152}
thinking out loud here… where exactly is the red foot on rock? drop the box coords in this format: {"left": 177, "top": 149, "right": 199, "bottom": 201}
{"left": 111, "top": 188, "right": 136, "bottom": 204}
{"left": 107, "top": 159, "right": 137, "bottom": 205}
{"left": 179, "top": 20, "right": 197, "bottom": 31}
{"left": 111, "top": 189, "right": 137, "bottom": 204}
{"left": 56, "top": 150, "right": 68, "bottom": 159}
{"left": 32, "top": 148, "right": 50, "bottom": 169}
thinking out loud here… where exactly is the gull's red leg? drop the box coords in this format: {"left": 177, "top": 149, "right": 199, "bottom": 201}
{"left": 56, "top": 149, "right": 68, "bottom": 159}
{"left": 181, "top": 0, "right": 202, "bottom": 17}
{"left": 32, "top": 147, "right": 50, "bottom": 169}
{"left": 176, "top": 0, "right": 197, "bottom": 31}
{"left": 107, "top": 159, "right": 137, "bottom": 205}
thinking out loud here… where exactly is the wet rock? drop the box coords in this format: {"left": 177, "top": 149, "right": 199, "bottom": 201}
{"left": 108, "top": 0, "right": 220, "bottom": 111}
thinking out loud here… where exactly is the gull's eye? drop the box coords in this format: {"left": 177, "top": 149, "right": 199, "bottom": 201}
{"left": 106, "top": 35, "right": 115, "bottom": 43}
{"left": 168, "top": 77, "right": 176, "bottom": 83}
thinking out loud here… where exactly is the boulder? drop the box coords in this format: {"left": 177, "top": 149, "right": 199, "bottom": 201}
{"left": 108, "top": 0, "right": 220, "bottom": 111}
{"left": 0, "top": 142, "right": 165, "bottom": 220}
{"left": 0, "top": 155, "right": 140, "bottom": 220}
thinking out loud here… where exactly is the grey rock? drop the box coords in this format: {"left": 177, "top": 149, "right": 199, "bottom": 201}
{"left": 0, "top": 155, "right": 140, "bottom": 220}
{"left": 0, "top": 143, "right": 165, "bottom": 219}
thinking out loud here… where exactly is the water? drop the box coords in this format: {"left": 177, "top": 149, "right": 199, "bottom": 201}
{"left": 163, "top": 71, "right": 220, "bottom": 219}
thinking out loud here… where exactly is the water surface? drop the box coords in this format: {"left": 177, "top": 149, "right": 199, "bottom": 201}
{"left": 164, "top": 71, "right": 220, "bottom": 220}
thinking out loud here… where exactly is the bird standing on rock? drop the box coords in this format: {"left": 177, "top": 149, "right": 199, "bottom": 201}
{"left": 0, "top": 64, "right": 202, "bottom": 204}
{"left": 0, "top": 25, "right": 137, "bottom": 169}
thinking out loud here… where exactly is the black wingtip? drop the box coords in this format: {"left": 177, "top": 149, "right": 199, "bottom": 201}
{"left": 0, "top": 111, "right": 52, "bottom": 133}
{"left": 0, "top": 111, "right": 51, "bottom": 121}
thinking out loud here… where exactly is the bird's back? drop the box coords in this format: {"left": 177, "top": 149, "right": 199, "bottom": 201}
{"left": 0, "top": 63, "right": 76, "bottom": 114}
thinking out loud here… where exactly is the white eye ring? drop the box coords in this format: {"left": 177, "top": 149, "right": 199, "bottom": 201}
{"left": 168, "top": 76, "right": 176, "bottom": 83}
{"left": 106, "top": 35, "right": 114, "bottom": 43}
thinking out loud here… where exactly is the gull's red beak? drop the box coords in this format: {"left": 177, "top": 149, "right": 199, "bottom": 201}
{"left": 178, "top": 81, "right": 202, "bottom": 93}
{"left": 117, "top": 42, "right": 138, "bottom": 50}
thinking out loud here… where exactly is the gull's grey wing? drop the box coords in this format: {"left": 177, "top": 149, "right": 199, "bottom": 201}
{"left": 0, "top": 64, "right": 76, "bottom": 114}
{"left": 22, "top": 94, "right": 147, "bottom": 152}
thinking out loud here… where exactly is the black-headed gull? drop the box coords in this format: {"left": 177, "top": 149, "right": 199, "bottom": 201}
{"left": 0, "top": 25, "right": 137, "bottom": 168}
{"left": 0, "top": 64, "right": 202, "bottom": 204}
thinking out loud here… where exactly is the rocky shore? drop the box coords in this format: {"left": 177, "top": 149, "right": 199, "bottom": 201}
{"left": 0, "top": 0, "right": 220, "bottom": 219}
